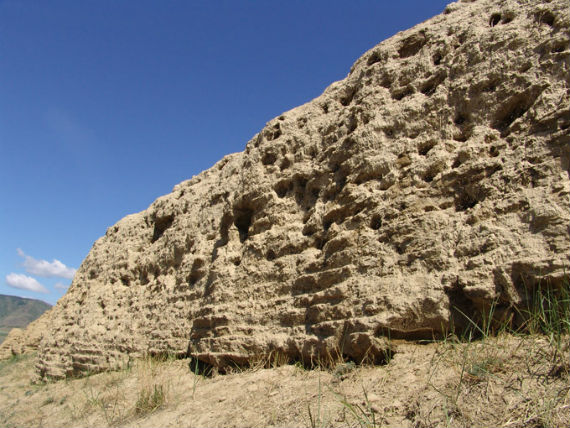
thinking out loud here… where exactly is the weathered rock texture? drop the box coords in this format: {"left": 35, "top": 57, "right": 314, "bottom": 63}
{"left": 32, "top": 0, "right": 569, "bottom": 379}
{"left": 0, "top": 309, "right": 54, "bottom": 359}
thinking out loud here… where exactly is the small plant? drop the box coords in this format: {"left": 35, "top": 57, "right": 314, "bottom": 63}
{"left": 307, "top": 376, "right": 330, "bottom": 428}
{"left": 83, "top": 383, "right": 103, "bottom": 409}
{"left": 333, "top": 361, "right": 356, "bottom": 378}
{"left": 188, "top": 356, "right": 213, "bottom": 376}
{"left": 333, "top": 386, "right": 379, "bottom": 428}
{"left": 100, "top": 386, "right": 127, "bottom": 426}
{"left": 135, "top": 384, "right": 166, "bottom": 415}
{"left": 41, "top": 396, "right": 55, "bottom": 406}
{"left": 247, "top": 350, "right": 291, "bottom": 370}
{"left": 189, "top": 358, "right": 203, "bottom": 398}
{"left": 383, "top": 331, "right": 395, "bottom": 365}
{"left": 518, "top": 279, "right": 570, "bottom": 342}
{"left": 267, "top": 350, "right": 290, "bottom": 369}
{"left": 452, "top": 300, "right": 497, "bottom": 343}
{"left": 465, "top": 354, "right": 503, "bottom": 382}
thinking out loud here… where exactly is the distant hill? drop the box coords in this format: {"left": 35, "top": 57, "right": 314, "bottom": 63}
{"left": 0, "top": 294, "right": 51, "bottom": 344}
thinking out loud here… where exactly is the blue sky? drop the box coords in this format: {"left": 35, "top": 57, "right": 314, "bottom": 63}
{"left": 0, "top": 0, "right": 450, "bottom": 305}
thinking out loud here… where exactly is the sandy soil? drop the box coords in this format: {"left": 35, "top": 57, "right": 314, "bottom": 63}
{"left": 1, "top": 334, "right": 568, "bottom": 427}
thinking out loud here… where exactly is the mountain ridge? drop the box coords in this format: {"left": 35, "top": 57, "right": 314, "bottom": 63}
{"left": 0, "top": 294, "right": 51, "bottom": 345}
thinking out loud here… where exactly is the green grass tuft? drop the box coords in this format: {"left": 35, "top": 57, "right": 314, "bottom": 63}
{"left": 135, "top": 384, "right": 166, "bottom": 415}
{"left": 518, "top": 278, "right": 570, "bottom": 341}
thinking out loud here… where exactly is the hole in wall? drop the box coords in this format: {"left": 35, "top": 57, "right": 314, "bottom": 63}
{"left": 275, "top": 180, "right": 292, "bottom": 198}
{"left": 398, "top": 32, "right": 427, "bottom": 58}
{"left": 307, "top": 146, "right": 318, "bottom": 159}
{"left": 418, "top": 141, "right": 436, "bottom": 156}
{"left": 444, "top": 282, "right": 480, "bottom": 333}
{"left": 392, "top": 86, "right": 414, "bottom": 101}
{"left": 396, "top": 153, "right": 412, "bottom": 168}
{"left": 551, "top": 41, "right": 567, "bottom": 53}
{"left": 340, "top": 86, "right": 357, "bottom": 106}
{"left": 483, "top": 81, "right": 498, "bottom": 93}
{"left": 489, "top": 13, "right": 501, "bottom": 27}
{"left": 188, "top": 270, "right": 203, "bottom": 286}
{"left": 295, "top": 176, "right": 308, "bottom": 191}
{"left": 453, "top": 132, "right": 468, "bottom": 142}
{"left": 408, "top": 128, "right": 420, "bottom": 139}
{"left": 502, "top": 13, "right": 514, "bottom": 24}
{"left": 492, "top": 97, "right": 532, "bottom": 136}
{"left": 262, "top": 152, "right": 277, "bottom": 165}
{"left": 454, "top": 113, "right": 467, "bottom": 126}
{"left": 234, "top": 208, "right": 253, "bottom": 243}
{"left": 380, "top": 75, "right": 393, "bottom": 89}
{"left": 433, "top": 52, "right": 443, "bottom": 65}
{"left": 535, "top": 10, "right": 555, "bottom": 27}
{"left": 280, "top": 157, "right": 291, "bottom": 170}
{"left": 139, "top": 270, "right": 149, "bottom": 285}
{"left": 335, "top": 174, "right": 347, "bottom": 194}
{"left": 152, "top": 215, "right": 174, "bottom": 243}
{"left": 188, "top": 258, "right": 206, "bottom": 285}
{"left": 302, "top": 223, "right": 316, "bottom": 237}
{"left": 420, "top": 73, "right": 445, "bottom": 96}
{"left": 423, "top": 169, "right": 436, "bottom": 183}
{"left": 457, "top": 31, "right": 469, "bottom": 45}
{"left": 186, "top": 357, "right": 216, "bottom": 378}
{"left": 367, "top": 51, "right": 383, "bottom": 66}
{"left": 294, "top": 176, "right": 310, "bottom": 206}
{"left": 266, "top": 249, "right": 276, "bottom": 261}
{"left": 265, "top": 123, "right": 282, "bottom": 141}
{"left": 454, "top": 190, "right": 479, "bottom": 211}
{"left": 370, "top": 215, "right": 382, "bottom": 230}
{"left": 314, "top": 237, "right": 325, "bottom": 250}
{"left": 395, "top": 242, "right": 407, "bottom": 255}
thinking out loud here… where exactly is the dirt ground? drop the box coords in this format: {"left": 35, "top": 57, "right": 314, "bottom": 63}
{"left": 0, "top": 334, "right": 568, "bottom": 427}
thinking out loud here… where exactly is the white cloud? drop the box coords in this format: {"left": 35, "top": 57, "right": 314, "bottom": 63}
{"left": 54, "top": 282, "right": 69, "bottom": 290}
{"left": 5, "top": 273, "right": 49, "bottom": 294}
{"left": 17, "top": 248, "right": 76, "bottom": 279}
